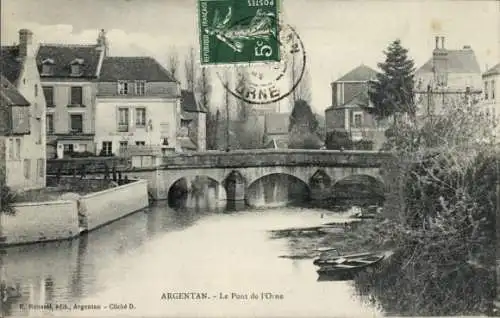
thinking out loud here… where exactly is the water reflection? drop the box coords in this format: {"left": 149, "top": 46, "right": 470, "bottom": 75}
{"left": 1, "top": 198, "right": 381, "bottom": 317}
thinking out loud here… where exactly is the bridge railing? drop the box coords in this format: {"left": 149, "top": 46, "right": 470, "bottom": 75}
{"left": 161, "top": 149, "right": 393, "bottom": 168}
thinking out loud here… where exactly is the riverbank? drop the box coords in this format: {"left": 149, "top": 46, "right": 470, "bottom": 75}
{"left": 0, "top": 178, "right": 149, "bottom": 246}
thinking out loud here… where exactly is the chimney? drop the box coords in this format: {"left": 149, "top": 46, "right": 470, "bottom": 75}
{"left": 18, "top": 29, "right": 33, "bottom": 58}
{"left": 440, "top": 36, "right": 445, "bottom": 49}
{"left": 435, "top": 36, "right": 439, "bottom": 49}
{"left": 96, "top": 29, "right": 109, "bottom": 56}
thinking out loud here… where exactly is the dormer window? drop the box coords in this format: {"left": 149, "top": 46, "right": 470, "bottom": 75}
{"left": 41, "top": 58, "right": 55, "bottom": 75}
{"left": 118, "top": 81, "right": 129, "bottom": 95}
{"left": 70, "top": 58, "right": 84, "bottom": 76}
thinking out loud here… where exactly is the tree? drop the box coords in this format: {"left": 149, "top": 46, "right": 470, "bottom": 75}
{"left": 167, "top": 46, "right": 180, "bottom": 80}
{"left": 290, "top": 54, "right": 312, "bottom": 110}
{"left": 184, "top": 46, "right": 196, "bottom": 92}
{"left": 288, "top": 99, "right": 321, "bottom": 149}
{"left": 368, "top": 39, "right": 416, "bottom": 120}
{"left": 195, "top": 67, "right": 217, "bottom": 150}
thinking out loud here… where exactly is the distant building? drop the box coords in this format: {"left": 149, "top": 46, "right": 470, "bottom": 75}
{"left": 94, "top": 55, "right": 180, "bottom": 156}
{"left": 480, "top": 63, "right": 500, "bottom": 136}
{"left": 0, "top": 29, "right": 47, "bottom": 190}
{"left": 179, "top": 90, "right": 207, "bottom": 152}
{"left": 263, "top": 113, "right": 289, "bottom": 149}
{"left": 325, "top": 64, "right": 386, "bottom": 149}
{"left": 414, "top": 36, "right": 483, "bottom": 116}
{"left": 36, "top": 30, "right": 107, "bottom": 159}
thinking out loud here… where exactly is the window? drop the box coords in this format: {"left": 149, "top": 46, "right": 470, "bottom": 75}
{"left": 485, "top": 81, "right": 489, "bottom": 100}
{"left": 101, "top": 141, "right": 113, "bottom": 156}
{"left": 119, "top": 141, "right": 128, "bottom": 149}
{"left": 8, "top": 138, "right": 14, "bottom": 160}
{"left": 135, "top": 141, "right": 145, "bottom": 146}
{"left": 42, "top": 64, "right": 53, "bottom": 75}
{"left": 46, "top": 114, "right": 54, "bottom": 134}
{"left": 71, "top": 64, "right": 80, "bottom": 76}
{"left": 70, "top": 114, "right": 83, "bottom": 133}
{"left": 63, "top": 144, "right": 74, "bottom": 155}
{"left": 135, "top": 81, "right": 146, "bottom": 95}
{"left": 34, "top": 84, "right": 38, "bottom": 97}
{"left": 43, "top": 86, "right": 54, "bottom": 107}
{"left": 118, "top": 81, "right": 128, "bottom": 95}
{"left": 117, "top": 108, "right": 129, "bottom": 132}
{"left": 15, "top": 138, "right": 21, "bottom": 160}
{"left": 353, "top": 112, "right": 363, "bottom": 128}
{"left": 70, "top": 86, "right": 83, "bottom": 105}
{"left": 135, "top": 108, "right": 146, "bottom": 127}
{"left": 37, "top": 158, "right": 44, "bottom": 178}
{"left": 23, "top": 159, "right": 31, "bottom": 179}
{"left": 492, "top": 80, "right": 496, "bottom": 100}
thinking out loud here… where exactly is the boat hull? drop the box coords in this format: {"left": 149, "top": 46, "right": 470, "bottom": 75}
{"left": 316, "top": 255, "right": 385, "bottom": 281}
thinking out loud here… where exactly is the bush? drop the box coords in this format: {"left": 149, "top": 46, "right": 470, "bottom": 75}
{"left": 353, "top": 139, "right": 374, "bottom": 150}
{"left": 351, "top": 99, "right": 497, "bottom": 316}
{"left": 1, "top": 185, "right": 17, "bottom": 215}
{"left": 69, "top": 151, "right": 95, "bottom": 158}
{"left": 325, "top": 130, "right": 352, "bottom": 150}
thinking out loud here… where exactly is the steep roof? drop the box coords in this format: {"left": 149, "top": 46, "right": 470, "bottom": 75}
{"left": 335, "top": 64, "right": 378, "bottom": 82}
{"left": 264, "top": 113, "right": 289, "bottom": 135}
{"left": 325, "top": 90, "right": 370, "bottom": 111}
{"left": 416, "top": 49, "right": 481, "bottom": 74}
{"left": 181, "top": 90, "right": 206, "bottom": 113}
{"left": 36, "top": 44, "right": 103, "bottom": 78}
{"left": 0, "top": 75, "right": 30, "bottom": 106}
{"left": 483, "top": 63, "right": 500, "bottom": 77}
{"left": 99, "top": 56, "right": 176, "bottom": 82}
{"left": 0, "top": 46, "right": 24, "bottom": 84}
{"left": 179, "top": 136, "right": 197, "bottom": 150}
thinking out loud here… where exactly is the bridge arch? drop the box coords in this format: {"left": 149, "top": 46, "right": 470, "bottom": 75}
{"left": 167, "top": 175, "right": 226, "bottom": 208}
{"left": 331, "top": 174, "right": 386, "bottom": 199}
{"left": 246, "top": 172, "right": 311, "bottom": 207}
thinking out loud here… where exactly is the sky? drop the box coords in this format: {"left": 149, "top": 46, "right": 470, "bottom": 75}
{"left": 1, "top": 0, "right": 499, "bottom": 114}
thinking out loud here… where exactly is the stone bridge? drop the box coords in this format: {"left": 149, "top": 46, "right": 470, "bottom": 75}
{"left": 127, "top": 149, "right": 393, "bottom": 202}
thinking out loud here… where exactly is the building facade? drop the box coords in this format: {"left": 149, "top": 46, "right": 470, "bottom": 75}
{"left": 0, "top": 29, "right": 47, "bottom": 190}
{"left": 325, "top": 64, "right": 386, "bottom": 149}
{"left": 179, "top": 90, "right": 207, "bottom": 152}
{"left": 36, "top": 33, "right": 106, "bottom": 159}
{"left": 94, "top": 56, "right": 180, "bottom": 156}
{"left": 481, "top": 63, "right": 500, "bottom": 136}
{"left": 414, "top": 36, "right": 483, "bottom": 116}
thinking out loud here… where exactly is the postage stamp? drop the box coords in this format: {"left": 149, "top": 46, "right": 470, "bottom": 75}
{"left": 198, "top": 0, "right": 280, "bottom": 65}
{"left": 217, "top": 23, "right": 306, "bottom": 105}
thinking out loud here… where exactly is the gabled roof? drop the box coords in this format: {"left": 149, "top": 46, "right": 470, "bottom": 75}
{"left": 0, "top": 75, "right": 30, "bottom": 107}
{"left": 335, "top": 64, "right": 378, "bottom": 82}
{"left": 181, "top": 90, "right": 206, "bottom": 113}
{"left": 325, "top": 90, "right": 370, "bottom": 112}
{"left": 37, "top": 44, "right": 103, "bottom": 78}
{"left": 0, "top": 46, "right": 24, "bottom": 84}
{"left": 416, "top": 49, "right": 481, "bottom": 74}
{"left": 178, "top": 136, "right": 197, "bottom": 150}
{"left": 483, "top": 63, "right": 500, "bottom": 77}
{"left": 264, "top": 113, "right": 289, "bottom": 134}
{"left": 99, "top": 56, "right": 176, "bottom": 82}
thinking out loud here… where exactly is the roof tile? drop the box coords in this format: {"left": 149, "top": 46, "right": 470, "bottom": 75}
{"left": 416, "top": 49, "right": 481, "bottom": 74}
{"left": 483, "top": 63, "right": 500, "bottom": 77}
{"left": 181, "top": 90, "right": 206, "bottom": 113}
{"left": 0, "top": 46, "right": 24, "bottom": 84}
{"left": 335, "top": 64, "right": 378, "bottom": 82}
{"left": 37, "top": 44, "right": 103, "bottom": 78}
{"left": 0, "top": 75, "right": 30, "bottom": 107}
{"left": 99, "top": 56, "right": 176, "bottom": 82}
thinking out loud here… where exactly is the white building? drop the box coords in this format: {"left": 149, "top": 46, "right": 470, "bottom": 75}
{"left": 481, "top": 63, "right": 500, "bottom": 137}
{"left": 0, "top": 29, "right": 47, "bottom": 191}
{"left": 94, "top": 56, "right": 180, "bottom": 156}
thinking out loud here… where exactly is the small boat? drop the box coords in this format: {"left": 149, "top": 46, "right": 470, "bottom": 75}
{"left": 313, "top": 248, "right": 385, "bottom": 281}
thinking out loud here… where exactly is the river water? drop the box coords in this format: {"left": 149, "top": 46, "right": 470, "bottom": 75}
{"left": 1, "top": 200, "right": 383, "bottom": 318}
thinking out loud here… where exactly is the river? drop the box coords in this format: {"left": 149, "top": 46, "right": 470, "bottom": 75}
{"left": 1, "top": 200, "right": 383, "bottom": 318}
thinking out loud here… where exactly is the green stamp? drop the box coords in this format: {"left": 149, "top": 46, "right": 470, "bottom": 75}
{"left": 198, "top": 0, "right": 280, "bottom": 65}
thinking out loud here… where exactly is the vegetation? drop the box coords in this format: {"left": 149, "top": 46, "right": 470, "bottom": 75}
{"left": 367, "top": 39, "right": 416, "bottom": 120}
{"left": 325, "top": 130, "right": 374, "bottom": 150}
{"left": 351, "top": 95, "right": 498, "bottom": 315}
{"left": 288, "top": 99, "right": 322, "bottom": 149}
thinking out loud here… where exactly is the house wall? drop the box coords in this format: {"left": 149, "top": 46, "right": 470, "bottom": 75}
{"left": 0, "top": 200, "right": 79, "bottom": 245}
{"left": 94, "top": 97, "right": 179, "bottom": 155}
{"left": 10, "top": 50, "right": 46, "bottom": 190}
{"left": 97, "top": 82, "right": 178, "bottom": 97}
{"left": 42, "top": 80, "right": 96, "bottom": 135}
{"left": 325, "top": 108, "right": 345, "bottom": 132}
{"left": 197, "top": 112, "right": 207, "bottom": 151}
{"left": 481, "top": 73, "right": 500, "bottom": 137}
{"left": 79, "top": 179, "right": 148, "bottom": 231}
